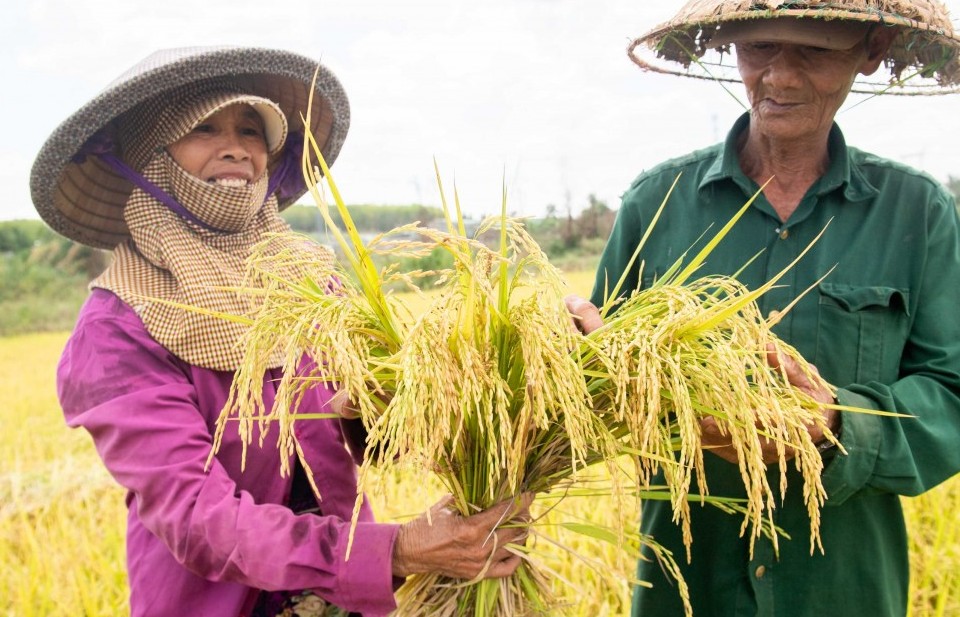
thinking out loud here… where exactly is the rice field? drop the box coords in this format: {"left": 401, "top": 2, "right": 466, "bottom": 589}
{"left": 2, "top": 272, "right": 958, "bottom": 616}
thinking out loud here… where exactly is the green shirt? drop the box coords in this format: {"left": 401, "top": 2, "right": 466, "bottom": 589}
{"left": 591, "top": 113, "right": 960, "bottom": 617}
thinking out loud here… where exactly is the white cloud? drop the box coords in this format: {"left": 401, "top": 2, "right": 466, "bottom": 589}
{"left": 7, "top": 0, "right": 960, "bottom": 225}
{"left": 0, "top": 152, "right": 33, "bottom": 221}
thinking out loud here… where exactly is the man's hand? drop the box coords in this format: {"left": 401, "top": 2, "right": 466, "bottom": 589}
{"left": 564, "top": 294, "right": 604, "bottom": 334}
{"left": 701, "top": 344, "right": 839, "bottom": 465}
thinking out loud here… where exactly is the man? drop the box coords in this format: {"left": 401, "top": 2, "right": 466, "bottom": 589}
{"left": 568, "top": 2, "right": 960, "bottom": 615}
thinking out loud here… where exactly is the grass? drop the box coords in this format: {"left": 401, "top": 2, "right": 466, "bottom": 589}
{"left": 0, "top": 292, "right": 88, "bottom": 337}
{"left": 0, "top": 332, "right": 127, "bottom": 616}
{"left": 2, "top": 294, "right": 958, "bottom": 615}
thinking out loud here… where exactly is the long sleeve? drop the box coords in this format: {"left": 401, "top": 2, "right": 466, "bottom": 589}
{"left": 823, "top": 191, "right": 960, "bottom": 502}
{"left": 57, "top": 289, "right": 399, "bottom": 616}
{"left": 596, "top": 119, "right": 960, "bottom": 617}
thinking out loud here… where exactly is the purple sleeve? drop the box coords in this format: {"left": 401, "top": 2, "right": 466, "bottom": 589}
{"left": 57, "top": 291, "right": 399, "bottom": 614}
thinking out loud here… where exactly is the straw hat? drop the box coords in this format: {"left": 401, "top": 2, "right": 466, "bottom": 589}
{"left": 628, "top": 0, "right": 960, "bottom": 94}
{"left": 30, "top": 46, "right": 350, "bottom": 249}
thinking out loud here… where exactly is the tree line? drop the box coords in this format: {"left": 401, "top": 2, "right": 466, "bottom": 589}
{"left": 2, "top": 178, "right": 958, "bottom": 336}
{"left": 0, "top": 198, "right": 615, "bottom": 335}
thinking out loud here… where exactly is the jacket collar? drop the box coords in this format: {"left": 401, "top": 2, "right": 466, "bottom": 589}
{"left": 699, "top": 112, "right": 878, "bottom": 204}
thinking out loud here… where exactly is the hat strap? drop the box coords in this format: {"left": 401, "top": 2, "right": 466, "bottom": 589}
{"left": 266, "top": 131, "right": 306, "bottom": 203}
{"left": 103, "top": 152, "right": 233, "bottom": 234}
{"left": 72, "top": 132, "right": 230, "bottom": 233}
{"left": 73, "top": 128, "right": 305, "bottom": 232}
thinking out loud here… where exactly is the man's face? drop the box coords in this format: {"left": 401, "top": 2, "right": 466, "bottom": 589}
{"left": 166, "top": 104, "right": 269, "bottom": 186}
{"left": 736, "top": 40, "right": 870, "bottom": 141}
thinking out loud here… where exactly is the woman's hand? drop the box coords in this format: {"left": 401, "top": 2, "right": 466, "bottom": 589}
{"left": 330, "top": 389, "right": 393, "bottom": 420}
{"left": 392, "top": 494, "right": 533, "bottom": 580}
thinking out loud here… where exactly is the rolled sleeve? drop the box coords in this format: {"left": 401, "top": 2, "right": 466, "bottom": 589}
{"left": 332, "top": 521, "right": 401, "bottom": 614}
{"left": 821, "top": 389, "right": 883, "bottom": 504}
{"left": 57, "top": 290, "right": 399, "bottom": 615}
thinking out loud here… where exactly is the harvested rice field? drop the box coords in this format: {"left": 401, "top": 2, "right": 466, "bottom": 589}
{"left": 2, "top": 271, "right": 958, "bottom": 616}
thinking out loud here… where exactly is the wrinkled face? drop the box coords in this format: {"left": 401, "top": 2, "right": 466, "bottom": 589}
{"left": 166, "top": 104, "right": 268, "bottom": 186}
{"left": 736, "top": 40, "right": 871, "bottom": 141}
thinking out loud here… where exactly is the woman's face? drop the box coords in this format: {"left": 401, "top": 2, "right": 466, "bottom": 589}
{"left": 735, "top": 39, "right": 876, "bottom": 142}
{"left": 166, "top": 104, "right": 269, "bottom": 185}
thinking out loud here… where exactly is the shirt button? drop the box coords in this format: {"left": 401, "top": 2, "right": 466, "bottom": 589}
{"left": 779, "top": 229, "right": 789, "bottom": 240}
{"left": 755, "top": 565, "right": 767, "bottom": 579}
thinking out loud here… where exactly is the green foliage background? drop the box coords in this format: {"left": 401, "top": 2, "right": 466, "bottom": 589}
{"left": 0, "top": 199, "right": 616, "bottom": 335}
{"left": 4, "top": 178, "right": 957, "bottom": 337}
{"left": 0, "top": 220, "right": 108, "bottom": 336}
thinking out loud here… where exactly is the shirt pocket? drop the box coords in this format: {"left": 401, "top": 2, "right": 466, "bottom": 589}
{"left": 815, "top": 283, "right": 910, "bottom": 386}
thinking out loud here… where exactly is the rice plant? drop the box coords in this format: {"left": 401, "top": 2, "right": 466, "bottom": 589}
{"left": 206, "top": 144, "right": 872, "bottom": 617}
{"left": 175, "top": 73, "right": 915, "bottom": 614}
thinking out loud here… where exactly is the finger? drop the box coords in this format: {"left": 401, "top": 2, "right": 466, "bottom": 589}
{"left": 496, "top": 523, "right": 529, "bottom": 546}
{"left": 764, "top": 342, "right": 781, "bottom": 369}
{"left": 329, "top": 390, "right": 361, "bottom": 419}
{"left": 483, "top": 542, "right": 525, "bottom": 579}
{"left": 767, "top": 345, "right": 836, "bottom": 407}
{"left": 699, "top": 417, "right": 742, "bottom": 462}
{"left": 427, "top": 494, "right": 457, "bottom": 525}
{"left": 433, "top": 494, "right": 456, "bottom": 510}
{"left": 765, "top": 342, "right": 799, "bottom": 384}
{"left": 765, "top": 343, "right": 814, "bottom": 390}
{"left": 470, "top": 495, "right": 531, "bottom": 530}
{"left": 699, "top": 416, "right": 726, "bottom": 441}
{"left": 489, "top": 542, "right": 517, "bottom": 565}
{"left": 564, "top": 295, "right": 604, "bottom": 334}
{"left": 508, "top": 492, "right": 534, "bottom": 520}
{"left": 486, "top": 552, "right": 523, "bottom": 578}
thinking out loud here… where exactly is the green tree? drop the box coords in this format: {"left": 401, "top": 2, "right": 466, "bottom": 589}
{"left": 579, "top": 194, "right": 615, "bottom": 240}
{"left": 282, "top": 203, "right": 446, "bottom": 234}
{"left": 0, "top": 219, "right": 58, "bottom": 253}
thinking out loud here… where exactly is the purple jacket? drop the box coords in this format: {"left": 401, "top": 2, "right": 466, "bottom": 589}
{"left": 58, "top": 289, "right": 399, "bottom": 616}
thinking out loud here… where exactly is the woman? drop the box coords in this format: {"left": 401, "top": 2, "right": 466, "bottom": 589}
{"left": 570, "top": 2, "right": 960, "bottom": 616}
{"left": 30, "top": 47, "right": 528, "bottom": 617}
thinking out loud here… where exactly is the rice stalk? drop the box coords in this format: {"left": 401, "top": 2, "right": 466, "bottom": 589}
{"left": 584, "top": 276, "right": 832, "bottom": 557}
{"left": 201, "top": 74, "right": 887, "bottom": 616}
{"left": 214, "top": 162, "right": 838, "bottom": 614}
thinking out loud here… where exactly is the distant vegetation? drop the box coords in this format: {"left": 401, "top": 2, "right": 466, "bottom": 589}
{"left": 281, "top": 203, "right": 445, "bottom": 234}
{"left": 0, "top": 198, "right": 616, "bottom": 336}
{"left": 948, "top": 175, "right": 960, "bottom": 202}
{"left": 0, "top": 220, "right": 108, "bottom": 336}
{"left": 5, "top": 177, "right": 958, "bottom": 337}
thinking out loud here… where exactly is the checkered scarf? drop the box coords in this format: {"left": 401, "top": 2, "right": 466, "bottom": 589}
{"left": 92, "top": 150, "right": 331, "bottom": 371}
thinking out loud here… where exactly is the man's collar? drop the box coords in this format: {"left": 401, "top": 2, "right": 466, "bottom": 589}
{"left": 699, "top": 112, "right": 878, "bottom": 203}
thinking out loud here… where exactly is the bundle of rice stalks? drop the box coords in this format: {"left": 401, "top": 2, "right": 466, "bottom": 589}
{"left": 223, "top": 160, "right": 646, "bottom": 614}
{"left": 580, "top": 183, "right": 838, "bottom": 558}
{"left": 204, "top": 83, "right": 866, "bottom": 617}
{"left": 208, "top": 148, "right": 845, "bottom": 617}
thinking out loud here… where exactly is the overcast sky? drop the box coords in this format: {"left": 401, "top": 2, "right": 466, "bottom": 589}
{"left": 4, "top": 0, "right": 959, "bottom": 224}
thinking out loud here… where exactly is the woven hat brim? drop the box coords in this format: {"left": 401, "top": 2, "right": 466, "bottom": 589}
{"left": 628, "top": 2, "right": 960, "bottom": 93}
{"left": 706, "top": 18, "right": 873, "bottom": 49}
{"left": 30, "top": 46, "right": 350, "bottom": 249}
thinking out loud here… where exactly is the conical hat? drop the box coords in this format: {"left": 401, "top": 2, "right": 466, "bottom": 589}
{"left": 628, "top": 0, "right": 960, "bottom": 94}
{"left": 30, "top": 46, "right": 350, "bottom": 249}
